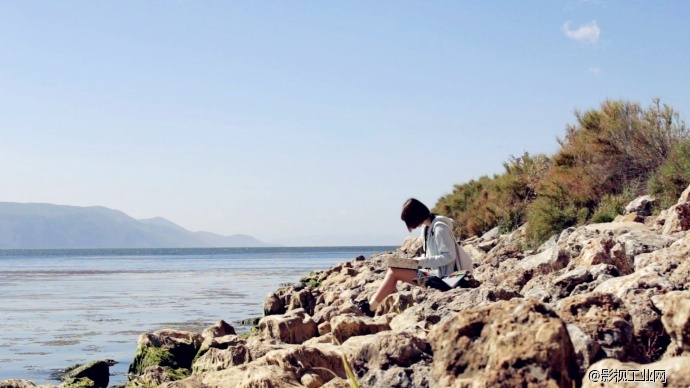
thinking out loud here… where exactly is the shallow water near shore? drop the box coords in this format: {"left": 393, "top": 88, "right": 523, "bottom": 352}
{"left": 0, "top": 246, "right": 394, "bottom": 386}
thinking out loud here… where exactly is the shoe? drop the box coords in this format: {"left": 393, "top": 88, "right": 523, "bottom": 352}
{"left": 355, "top": 300, "right": 375, "bottom": 317}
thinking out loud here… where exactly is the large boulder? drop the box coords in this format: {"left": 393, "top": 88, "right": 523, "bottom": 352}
{"left": 330, "top": 314, "right": 391, "bottom": 344}
{"left": 625, "top": 195, "right": 656, "bottom": 217}
{"left": 428, "top": 298, "right": 578, "bottom": 387}
{"left": 555, "top": 292, "right": 638, "bottom": 362}
{"left": 195, "top": 344, "right": 349, "bottom": 387}
{"left": 127, "top": 366, "right": 191, "bottom": 387}
{"left": 573, "top": 237, "right": 633, "bottom": 275}
{"left": 258, "top": 308, "right": 318, "bottom": 344}
{"left": 652, "top": 291, "right": 690, "bottom": 356}
{"left": 62, "top": 360, "right": 110, "bottom": 388}
{"left": 0, "top": 381, "right": 37, "bottom": 388}
{"left": 128, "top": 329, "right": 203, "bottom": 378}
{"left": 192, "top": 345, "right": 251, "bottom": 374}
{"left": 344, "top": 329, "right": 433, "bottom": 388}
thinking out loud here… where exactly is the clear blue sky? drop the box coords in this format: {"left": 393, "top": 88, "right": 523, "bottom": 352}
{"left": 1, "top": 1, "right": 689, "bottom": 246}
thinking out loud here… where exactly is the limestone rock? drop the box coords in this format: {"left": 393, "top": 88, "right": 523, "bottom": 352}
{"left": 330, "top": 314, "right": 391, "bottom": 344}
{"left": 428, "top": 298, "right": 578, "bottom": 387}
{"left": 556, "top": 292, "right": 638, "bottom": 362}
{"left": 0, "top": 381, "right": 37, "bottom": 388}
{"left": 312, "top": 301, "right": 364, "bottom": 325}
{"left": 128, "top": 329, "right": 203, "bottom": 377}
{"left": 582, "top": 357, "right": 690, "bottom": 387}
{"left": 258, "top": 308, "right": 318, "bottom": 344}
{"left": 625, "top": 195, "right": 656, "bottom": 217}
{"left": 192, "top": 346, "right": 251, "bottom": 374}
{"left": 196, "top": 344, "right": 348, "bottom": 387}
{"left": 126, "top": 366, "right": 191, "bottom": 387}
{"left": 594, "top": 265, "right": 674, "bottom": 299}
{"left": 518, "top": 247, "right": 570, "bottom": 276}
{"left": 480, "top": 226, "right": 500, "bottom": 241}
{"left": 398, "top": 236, "right": 423, "bottom": 256}
{"left": 614, "top": 212, "right": 644, "bottom": 223}
{"left": 566, "top": 323, "right": 602, "bottom": 377}
{"left": 62, "top": 360, "right": 110, "bottom": 388}
{"left": 159, "top": 377, "right": 210, "bottom": 388}
{"left": 574, "top": 237, "right": 633, "bottom": 275}
{"left": 201, "top": 320, "right": 236, "bottom": 341}
{"left": 286, "top": 288, "right": 320, "bottom": 315}
{"left": 652, "top": 291, "right": 690, "bottom": 355}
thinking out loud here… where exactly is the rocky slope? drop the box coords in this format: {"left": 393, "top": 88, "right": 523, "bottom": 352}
{"left": 4, "top": 188, "right": 690, "bottom": 388}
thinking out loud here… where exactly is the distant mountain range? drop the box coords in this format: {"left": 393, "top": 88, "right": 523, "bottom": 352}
{"left": 0, "top": 202, "right": 273, "bottom": 249}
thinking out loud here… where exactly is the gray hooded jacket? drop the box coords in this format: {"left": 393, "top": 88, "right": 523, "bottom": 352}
{"left": 416, "top": 215, "right": 459, "bottom": 277}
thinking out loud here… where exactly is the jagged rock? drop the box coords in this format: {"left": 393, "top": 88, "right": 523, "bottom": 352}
{"left": 625, "top": 195, "right": 656, "bottom": 217}
{"left": 582, "top": 357, "right": 690, "bottom": 387}
{"left": 480, "top": 226, "right": 500, "bottom": 241}
{"left": 243, "top": 336, "right": 294, "bottom": 361}
{"left": 192, "top": 345, "right": 251, "bottom": 374}
{"left": 338, "top": 327, "right": 432, "bottom": 387}
{"left": 537, "top": 233, "right": 559, "bottom": 253}
{"left": 286, "top": 288, "right": 320, "bottom": 315}
{"left": 128, "top": 330, "right": 203, "bottom": 377}
{"left": 330, "top": 314, "right": 391, "bottom": 343}
{"left": 61, "top": 360, "right": 110, "bottom": 388}
{"left": 312, "top": 300, "right": 364, "bottom": 325}
{"left": 428, "top": 298, "right": 578, "bottom": 387}
{"left": 652, "top": 291, "right": 690, "bottom": 356}
{"left": 620, "top": 289, "right": 670, "bottom": 362}
{"left": 159, "top": 377, "right": 209, "bottom": 387}
{"left": 614, "top": 212, "right": 644, "bottom": 223}
{"left": 566, "top": 323, "right": 601, "bottom": 377}
{"left": 559, "top": 223, "right": 647, "bottom": 260}
{"left": 126, "top": 366, "right": 191, "bottom": 387}
{"left": 616, "top": 228, "right": 677, "bottom": 266}
{"left": 258, "top": 308, "right": 318, "bottom": 344}
{"left": 387, "top": 286, "right": 522, "bottom": 331}
{"left": 201, "top": 320, "right": 236, "bottom": 341}
{"left": 398, "top": 236, "right": 423, "bottom": 256}
{"left": 378, "top": 288, "right": 430, "bottom": 316}
{"left": 195, "top": 321, "right": 238, "bottom": 361}
{"left": 0, "top": 381, "right": 37, "bottom": 388}
{"left": 556, "top": 292, "right": 638, "bottom": 362}
{"left": 195, "top": 344, "right": 348, "bottom": 387}
{"left": 192, "top": 335, "right": 249, "bottom": 372}
{"left": 660, "top": 184, "right": 690, "bottom": 234}
{"left": 477, "top": 238, "right": 498, "bottom": 252}
{"left": 262, "top": 293, "right": 284, "bottom": 316}
{"left": 573, "top": 237, "right": 633, "bottom": 275}
{"left": 461, "top": 243, "right": 487, "bottom": 264}
{"left": 594, "top": 265, "right": 674, "bottom": 299}
{"left": 518, "top": 247, "right": 570, "bottom": 276}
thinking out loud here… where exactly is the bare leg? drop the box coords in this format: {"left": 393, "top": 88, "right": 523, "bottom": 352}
{"left": 371, "top": 268, "right": 418, "bottom": 304}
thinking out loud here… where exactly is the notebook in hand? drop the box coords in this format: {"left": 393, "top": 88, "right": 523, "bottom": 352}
{"left": 387, "top": 257, "right": 418, "bottom": 270}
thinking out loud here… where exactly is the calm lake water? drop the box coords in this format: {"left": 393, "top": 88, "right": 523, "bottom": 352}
{"left": 0, "top": 246, "right": 395, "bottom": 386}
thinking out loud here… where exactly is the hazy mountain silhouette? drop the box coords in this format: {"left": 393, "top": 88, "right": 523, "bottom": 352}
{"left": 0, "top": 202, "right": 273, "bottom": 249}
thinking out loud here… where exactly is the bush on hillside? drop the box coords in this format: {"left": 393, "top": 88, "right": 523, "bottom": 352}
{"left": 433, "top": 152, "right": 549, "bottom": 239}
{"left": 435, "top": 99, "right": 688, "bottom": 245}
{"left": 648, "top": 140, "right": 690, "bottom": 209}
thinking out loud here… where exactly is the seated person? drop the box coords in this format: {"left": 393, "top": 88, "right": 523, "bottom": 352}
{"left": 358, "top": 198, "right": 467, "bottom": 316}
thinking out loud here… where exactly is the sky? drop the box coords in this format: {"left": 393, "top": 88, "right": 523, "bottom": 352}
{"left": 1, "top": 1, "right": 689, "bottom": 246}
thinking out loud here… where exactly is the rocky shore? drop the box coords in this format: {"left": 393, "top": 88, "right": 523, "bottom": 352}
{"left": 4, "top": 189, "right": 690, "bottom": 387}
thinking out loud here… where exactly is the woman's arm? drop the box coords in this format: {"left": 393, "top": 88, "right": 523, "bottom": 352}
{"left": 415, "top": 223, "right": 456, "bottom": 268}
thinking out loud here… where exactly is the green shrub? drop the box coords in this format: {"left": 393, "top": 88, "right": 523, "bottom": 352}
{"left": 648, "top": 140, "right": 690, "bottom": 208}
{"left": 437, "top": 98, "right": 688, "bottom": 246}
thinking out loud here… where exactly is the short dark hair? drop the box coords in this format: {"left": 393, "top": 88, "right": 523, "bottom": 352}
{"left": 401, "top": 198, "right": 430, "bottom": 231}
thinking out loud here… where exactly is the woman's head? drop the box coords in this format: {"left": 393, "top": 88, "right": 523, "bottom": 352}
{"left": 401, "top": 198, "right": 431, "bottom": 232}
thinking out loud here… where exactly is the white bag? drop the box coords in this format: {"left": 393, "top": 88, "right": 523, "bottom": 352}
{"left": 454, "top": 243, "right": 474, "bottom": 274}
